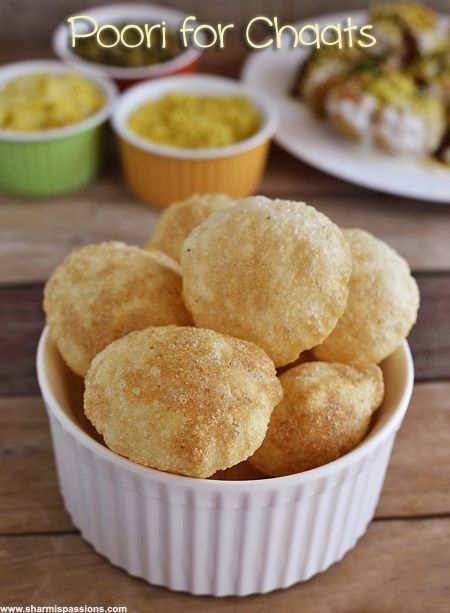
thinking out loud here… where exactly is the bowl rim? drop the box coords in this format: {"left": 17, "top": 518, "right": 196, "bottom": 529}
{"left": 0, "top": 60, "right": 118, "bottom": 142}
{"left": 111, "top": 73, "right": 279, "bottom": 159}
{"left": 52, "top": 2, "right": 203, "bottom": 80}
{"left": 37, "top": 325, "right": 414, "bottom": 491}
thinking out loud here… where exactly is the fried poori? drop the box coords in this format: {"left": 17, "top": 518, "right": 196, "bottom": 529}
{"left": 44, "top": 241, "right": 191, "bottom": 377}
{"left": 249, "top": 361, "right": 384, "bottom": 476}
{"left": 84, "top": 325, "right": 283, "bottom": 478}
{"left": 313, "top": 229, "right": 420, "bottom": 364}
{"left": 181, "top": 196, "right": 352, "bottom": 367}
{"left": 145, "top": 193, "right": 235, "bottom": 262}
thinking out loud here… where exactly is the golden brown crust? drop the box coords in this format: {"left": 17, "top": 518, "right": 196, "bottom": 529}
{"left": 249, "top": 361, "right": 384, "bottom": 476}
{"left": 181, "top": 196, "right": 352, "bottom": 367}
{"left": 276, "top": 350, "right": 316, "bottom": 375}
{"left": 84, "top": 325, "right": 282, "bottom": 479}
{"left": 43, "top": 242, "right": 191, "bottom": 377}
{"left": 143, "top": 248, "right": 183, "bottom": 275}
{"left": 313, "top": 228, "right": 420, "bottom": 364}
{"left": 145, "top": 194, "right": 235, "bottom": 262}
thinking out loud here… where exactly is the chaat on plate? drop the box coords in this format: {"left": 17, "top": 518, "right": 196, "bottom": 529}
{"left": 292, "top": 2, "right": 450, "bottom": 165}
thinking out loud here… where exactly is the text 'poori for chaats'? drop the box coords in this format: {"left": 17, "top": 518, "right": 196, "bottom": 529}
{"left": 43, "top": 194, "right": 419, "bottom": 479}
{"left": 72, "top": 23, "right": 183, "bottom": 68}
{"left": 292, "top": 2, "right": 450, "bottom": 165}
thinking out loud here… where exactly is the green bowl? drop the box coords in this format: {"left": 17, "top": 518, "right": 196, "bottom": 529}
{"left": 0, "top": 126, "right": 106, "bottom": 196}
{"left": 0, "top": 61, "right": 118, "bottom": 197}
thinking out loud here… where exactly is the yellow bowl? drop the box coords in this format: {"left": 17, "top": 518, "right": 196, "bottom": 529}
{"left": 112, "top": 75, "right": 278, "bottom": 208}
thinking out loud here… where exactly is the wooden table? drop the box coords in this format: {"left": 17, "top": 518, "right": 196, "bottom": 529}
{"left": 1, "top": 45, "right": 449, "bottom": 612}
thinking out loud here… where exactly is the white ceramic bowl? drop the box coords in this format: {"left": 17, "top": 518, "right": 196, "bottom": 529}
{"left": 37, "top": 327, "right": 413, "bottom": 596}
{"left": 53, "top": 3, "right": 203, "bottom": 87}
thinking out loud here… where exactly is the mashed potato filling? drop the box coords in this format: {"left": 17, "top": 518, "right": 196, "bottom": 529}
{"left": 0, "top": 73, "right": 105, "bottom": 132}
{"left": 128, "top": 92, "right": 261, "bottom": 149}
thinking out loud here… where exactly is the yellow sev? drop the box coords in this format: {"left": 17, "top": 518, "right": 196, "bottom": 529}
{"left": 128, "top": 92, "right": 262, "bottom": 149}
{"left": 0, "top": 73, "right": 105, "bottom": 132}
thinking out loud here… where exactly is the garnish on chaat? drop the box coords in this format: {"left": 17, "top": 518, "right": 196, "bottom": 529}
{"left": 292, "top": 2, "right": 450, "bottom": 164}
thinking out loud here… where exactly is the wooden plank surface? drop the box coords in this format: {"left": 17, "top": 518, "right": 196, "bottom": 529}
{"left": 0, "top": 519, "right": 449, "bottom": 612}
{"left": 2, "top": 149, "right": 450, "bottom": 283}
{"left": 377, "top": 382, "right": 450, "bottom": 518}
{"left": 1, "top": 383, "right": 449, "bottom": 536}
{"left": 0, "top": 396, "right": 74, "bottom": 535}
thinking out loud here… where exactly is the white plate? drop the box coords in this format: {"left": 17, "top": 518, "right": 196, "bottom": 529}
{"left": 241, "top": 10, "right": 450, "bottom": 203}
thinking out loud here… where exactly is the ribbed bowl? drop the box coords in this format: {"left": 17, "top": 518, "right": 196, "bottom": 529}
{"left": 37, "top": 327, "right": 413, "bottom": 596}
{"left": 0, "top": 60, "right": 117, "bottom": 197}
{"left": 117, "top": 138, "right": 271, "bottom": 208}
{"left": 111, "top": 74, "right": 278, "bottom": 208}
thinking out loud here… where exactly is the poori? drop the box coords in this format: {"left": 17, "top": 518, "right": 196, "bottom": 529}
{"left": 181, "top": 196, "right": 352, "bottom": 367}
{"left": 145, "top": 193, "right": 235, "bottom": 262}
{"left": 313, "top": 229, "right": 420, "bottom": 364}
{"left": 84, "top": 325, "right": 282, "bottom": 478}
{"left": 43, "top": 241, "right": 191, "bottom": 376}
{"left": 42, "top": 193, "right": 420, "bottom": 480}
{"left": 249, "top": 361, "right": 384, "bottom": 476}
